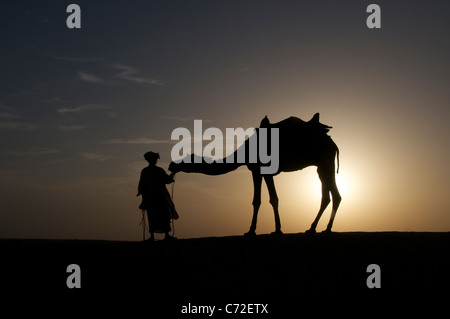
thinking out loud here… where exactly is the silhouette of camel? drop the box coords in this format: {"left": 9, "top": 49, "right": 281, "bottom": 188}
{"left": 169, "top": 113, "right": 341, "bottom": 235}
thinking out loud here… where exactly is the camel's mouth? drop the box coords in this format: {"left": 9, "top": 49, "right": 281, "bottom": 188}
{"left": 168, "top": 161, "right": 178, "bottom": 173}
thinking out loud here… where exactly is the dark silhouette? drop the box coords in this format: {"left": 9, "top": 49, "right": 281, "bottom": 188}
{"left": 169, "top": 113, "right": 341, "bottom": 235}
{"left": 137, "top": 151, "right": 178, "bottom": 241}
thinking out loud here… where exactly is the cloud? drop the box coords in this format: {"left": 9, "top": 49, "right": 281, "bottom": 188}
{"left": 113, "top": 64, "right": 167, "bottom": 86}
{"left": 57, "top": 104, "right": 107, "bottom": 115}
{"left": 104, "top": 137, "right": 173, "bottom": 144}
{"left": 58, "top": 124, "right": 88, "bottom": 132}
{"left": 0, "top": 104, "right": 20, "bottom": 119}
{"left": 4, "top": 148, "right": 61, "bottom": 156}
{"left": 47, "top": 55, "right": 101, "bottom": 63}
{"left": 77, "top": 71, "right": 108, "bottom": 84}
{"left": 0, "top": 121, "right": 38, "bottom": 130}
{"left": 161, "top": 116, "right": 212, "bottom": 122}
{"left": 43, "top": 97, "right": 67, "bottom": 104}
{"left": 79, "top": 152, "right": 112, "bottom": 161}
{"left": 76, "top": 64, "right": 166, "bottom": 87}
{"left": 0, "top": 104, "right": 37, "bottom": 130}
{"left": 0, "top": 111, "right": 20, "bottom": 119}
{"left": 9, "top": 80, "right": 70, "bottom": 98}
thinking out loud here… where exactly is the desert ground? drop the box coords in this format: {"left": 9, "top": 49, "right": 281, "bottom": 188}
{"left": 1, "top": 232, "right": 449, "bottom": 316}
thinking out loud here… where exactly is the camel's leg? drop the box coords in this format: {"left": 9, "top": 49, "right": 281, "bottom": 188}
{"left": 325, "top": 177, "right": 341, "bottom": 232}
{"left": 306, "top": 167, "right": 331, "bottom": 233}
{"left": 263, "top": 175, "right": 282, "bottom": 234}
{"left": 245, "top": 171, "right": 262, "bottom": 236}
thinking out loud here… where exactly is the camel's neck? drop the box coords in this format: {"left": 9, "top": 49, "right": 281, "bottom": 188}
{"left": 184, "top": 159, "right": 244, "bottom": 176}
{"left": 174, "top": 128, "right": 281, "bottom": 175}
{"left": 177, "top": 140, "right": 252, "bottom": 176}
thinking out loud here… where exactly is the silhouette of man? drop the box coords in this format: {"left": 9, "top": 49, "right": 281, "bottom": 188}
{"left": 137, "top": 151, "right": 177, "bottom": 241}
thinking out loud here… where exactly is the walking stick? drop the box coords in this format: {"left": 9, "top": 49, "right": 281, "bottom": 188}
{"left": 140, "top": 210, "right": 147, "bottom": 241}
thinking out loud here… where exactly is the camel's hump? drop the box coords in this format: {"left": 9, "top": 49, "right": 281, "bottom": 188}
{"left": 276, "top": 114, "right": 333, "bottom": 133}
{"left": 260, "top": 115, "right": 270, "bottom": 128}
{"left": 262, "top": 114, "right": 332, "bottom": 133}
{"left": 285, "top": 113, "right": 319, "bottom": 123}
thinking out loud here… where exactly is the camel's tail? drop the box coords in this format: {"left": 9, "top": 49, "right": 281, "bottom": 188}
{"left": 335, "top": 145, "right": 340, "bottom": 174}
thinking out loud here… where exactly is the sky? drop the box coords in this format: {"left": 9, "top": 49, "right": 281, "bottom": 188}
{"left": 1, "top": 0, "right": 449, "bottom": 240}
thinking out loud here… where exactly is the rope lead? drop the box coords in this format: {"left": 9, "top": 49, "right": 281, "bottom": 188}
{"left": 171, "top": 176, "right": 176, "bottom": 237}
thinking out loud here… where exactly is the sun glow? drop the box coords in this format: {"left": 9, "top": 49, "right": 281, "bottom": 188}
{"left": 336, "top": 172, "right": 351, "bottom": 198}
{"left": 298, "top": 168, "right": 351, "bottom": 200}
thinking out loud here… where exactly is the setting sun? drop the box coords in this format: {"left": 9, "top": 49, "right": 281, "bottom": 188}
{"left": 1, "top": 1, "right": 449, "bottom": 241}
{"left": 1, "top": 2, "right": 450, "bottom": 315}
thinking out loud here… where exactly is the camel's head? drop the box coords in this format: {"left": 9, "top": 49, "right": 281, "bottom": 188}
{"left": 168, "top": 160, "right": 182, "bottom": 174}
{"left": 168, "top": 154, "right": 199, "bottom": 174}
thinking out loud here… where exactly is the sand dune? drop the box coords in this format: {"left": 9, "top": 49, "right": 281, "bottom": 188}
{"left": 1, "top": 232, "right": 449, "bottom": 315}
